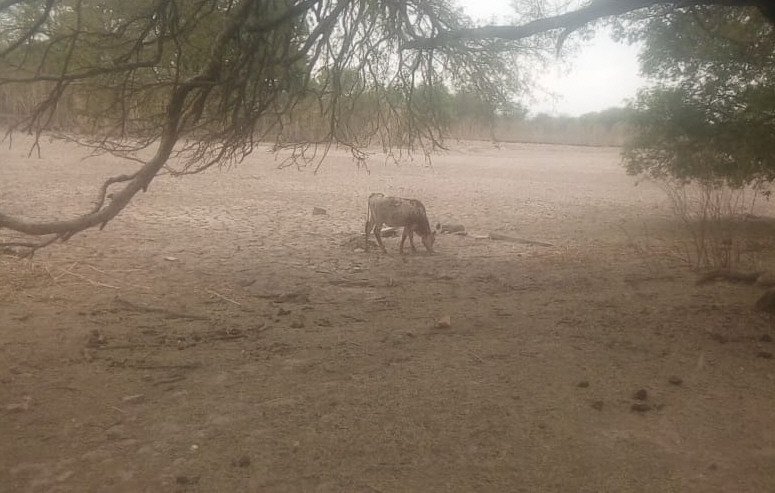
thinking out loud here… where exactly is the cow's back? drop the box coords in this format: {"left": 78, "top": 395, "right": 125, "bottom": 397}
{"left": 369, "top": 195, "right": 430, "bottom": 234}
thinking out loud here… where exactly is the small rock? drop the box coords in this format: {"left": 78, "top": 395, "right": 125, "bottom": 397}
{"left": 312, "top": 207, "right": 327, "bottom": 216}
{"left": 82, "top": 348, "right": 95, "bottom": 362}
{"left": 760, "top": 334, "right": 773, "bottom": 343}
{"left": 353, "top": 248, "right": 365, "bottom": 253}
{"left": 275, "top": 292, "right": 309, "bottom": 304}
{"left": 106, "top": 424, "right": 127, "bottom": 441}
{"left": 86, "top": 329, "right": 107, "bottom": 348}
{"left": 232, "top": 455, "right": 251, "bottom": 468}
{"left": 164, "top": 256, "right": 178, "bottom": 262}
{"left": 315, "top": 318, "right": 332, "bottom": 327}
{"left": 55, "top": 470, "right": 75, "bottom": 483}
{"left": 708, "top": 463, "right": 718, "bottom": 471}
{"left": 756, "top": 351, "right": 773, "bottom": 359}
{"left": 453, "top": 231, "right": 468, "bottom": 236}
{"left": 176, "top": 475, "right": 199, "bottom": 485}
{"left": 633, "top": 389, "right": 648, "bottom": 401}
{"left": 121, "top": 394, "right": 145, "bottom": 405}
{"left": 577, "top": 381, "right": 590, "bottom": 388}
{"left": 277, "top": 307, "right": 291, "bottom": 316}
{"left": 756, "top": 272, "right": 775, "bottom": 287}
{"left": 434, "top": 315, "right": 451, "bottom": 329}
{"left": 668, "top": 376, "right": 683, "bottom": 386}
{"left": 5, "top": 402, "right": 30, "bottom": 413}
{"left": 590, "top": 400, "right": 604, "bottom": 411}
{"left": 630, "top": 403, "right": 652, "bottom": 413}
{"left": 440, "top": 223, "right": 466, "bottom": 234}
{"left": 709, "top": 333, "right": 727, "bottom": 344}
{"left": 488, "top": 233, "right": 518, "bottom": 241}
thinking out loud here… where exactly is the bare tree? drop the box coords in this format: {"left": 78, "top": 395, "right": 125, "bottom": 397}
{"left": 1, "top": 0, "right": 528, "bottom": 254}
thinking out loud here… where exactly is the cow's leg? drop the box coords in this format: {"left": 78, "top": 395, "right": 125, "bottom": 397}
{"left": 400, "top": 228, "right": 408, "bottom": 255}
{"left": 364, "top": 216, "right": 372, "bottom": 250}
{"left": 373, "top": 224, "right": 387, "bottom": 253}
{"left": 408, "top": 228, "right": 418, "bottom": 253}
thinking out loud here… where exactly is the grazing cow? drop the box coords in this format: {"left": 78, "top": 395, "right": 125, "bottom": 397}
{"left": 365, "top": 193, "right": 438, "bottom": 254}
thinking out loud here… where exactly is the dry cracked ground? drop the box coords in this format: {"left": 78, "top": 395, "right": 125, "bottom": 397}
{"left": 1, "top": 138, "right": 774, "bottom": 492}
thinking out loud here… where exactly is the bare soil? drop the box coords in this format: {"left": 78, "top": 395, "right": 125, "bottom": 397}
{"left": 2, "top": 139, "right": 774, "bottom": 492}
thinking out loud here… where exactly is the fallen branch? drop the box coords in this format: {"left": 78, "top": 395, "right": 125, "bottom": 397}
{"left": 487, "top": 233, "right": 553, "bottom": 247}
{"left": 60, "top": 268, "right": 121, "bottom": 289}
{"left": 83, "top": 264, "right": 150, "bottom": 291}
{"left": 54, "top": 261, "right": 79, "bottom": 280}
{"left": 468, "top": 351, "right": 485, "bottom": 363}
{"left": 206, "top": 289, "right": 242, "bottom": 306}
{"left": 129, "top": 362, "right": 201, "bottom": 370}
{"left": 0, "top": 234, "right": 61, "bottom": 257}
{"left": 113, "top": 296, "right": 209, "bottom": 320}
{"left": 696, "top": 270, "right": 764, "bottom": 285}
{"left": 407, "top": 0, "right": 775, "bottom": 49}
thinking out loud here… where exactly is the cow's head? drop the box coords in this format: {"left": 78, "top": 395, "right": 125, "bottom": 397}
{"left": 422, "top": 223, "right": 441, "bottom": 253}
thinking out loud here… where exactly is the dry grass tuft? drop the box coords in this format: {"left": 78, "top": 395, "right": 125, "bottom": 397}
{"left": 0, "top": 256, "right": 54, "bottom": 301}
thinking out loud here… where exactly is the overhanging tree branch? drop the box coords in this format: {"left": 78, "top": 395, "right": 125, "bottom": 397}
{"left": 0, "top": 0, "right": 257, "bottom": 245}
{"left": 406, "top": 0, "right": 775, "bottom": 49}
{"left": 1, "top": 0, "right": 520, "bottom": 254}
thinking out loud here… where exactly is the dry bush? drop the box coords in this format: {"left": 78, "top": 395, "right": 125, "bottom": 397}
{"left": 658, "top": 179, "right": 769, "bottom": 271}
{"left": 0, "top": 256, "right": 53, "bottom": 302}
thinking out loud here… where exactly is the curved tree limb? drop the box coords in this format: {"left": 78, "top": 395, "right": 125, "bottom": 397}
{"left": 0, "top": 234, "right": 61, "bottom": 258}
{"left": 0, "top": 0, "right": 257, "bottom": 251}
{"left": 406, "top": 0, "right": 775, "bottom": 49}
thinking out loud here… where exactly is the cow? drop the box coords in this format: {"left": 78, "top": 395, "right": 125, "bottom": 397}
{"left": 365, "top": 193, "right": 438, "bottom": 254}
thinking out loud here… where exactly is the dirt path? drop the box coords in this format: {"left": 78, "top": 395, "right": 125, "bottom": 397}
{"left": 1, "top": 140, "right": 774, "bottom": 492}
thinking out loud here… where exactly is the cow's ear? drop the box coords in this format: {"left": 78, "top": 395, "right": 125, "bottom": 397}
{"left": 435, "top": 222, "right": 441, "bottom": 231}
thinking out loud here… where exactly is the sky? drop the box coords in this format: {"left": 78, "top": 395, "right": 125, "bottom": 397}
{"left": 455, "top": 0, "right": 646, "bottom": 116}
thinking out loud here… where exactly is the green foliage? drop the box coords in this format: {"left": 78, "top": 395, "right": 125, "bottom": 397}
{"left": 622, "top": 7, "right": 775, "bottom": 186}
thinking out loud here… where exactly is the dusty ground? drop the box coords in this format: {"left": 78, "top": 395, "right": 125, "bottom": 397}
{"left": 1, "top": 138, "right": 774, "bottom": 492}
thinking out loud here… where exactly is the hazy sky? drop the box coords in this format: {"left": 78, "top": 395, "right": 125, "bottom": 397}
{"left": 455, "top": 0, "right": 645, "bottom": 116}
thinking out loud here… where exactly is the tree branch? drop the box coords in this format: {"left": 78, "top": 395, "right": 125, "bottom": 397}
{"left": 0, "top": 0, "right": 258, "bottom": 247}
{"left": 406, "top": 0, "right": 775, "bottom": 49}
{"left": 0, "top": 234, "right": 60, "bottom": 257}
{"left": 0, "top": 0, "right": 56, "bottom": 58}
{"left": 0, "top": 0, "right": 25, "bottom": 12}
